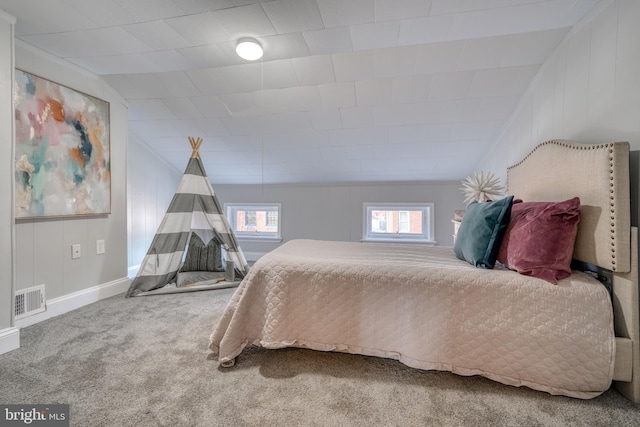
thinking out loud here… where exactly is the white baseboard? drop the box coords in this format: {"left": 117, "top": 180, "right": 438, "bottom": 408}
{"left": 0, "top": 327, "right": 20, "bottom": 355}
{"left": 15, "top": 277, "right": 131, "bottom": 329}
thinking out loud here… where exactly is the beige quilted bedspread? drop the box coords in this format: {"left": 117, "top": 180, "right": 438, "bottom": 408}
{"left": 209, "top": 239, "right": 615, "bottom": 399}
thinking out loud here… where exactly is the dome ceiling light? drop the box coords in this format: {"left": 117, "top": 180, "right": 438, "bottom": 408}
{"left": 236, "top": 38, "right": 263, "bottom": 61}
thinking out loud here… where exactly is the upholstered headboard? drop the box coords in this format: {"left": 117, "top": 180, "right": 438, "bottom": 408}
{"left": 507, "top": 140, "right": 631, "bottom": 273}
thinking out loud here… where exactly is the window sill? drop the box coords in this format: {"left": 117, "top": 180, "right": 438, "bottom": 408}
{"left": 236, "top": 237, "right": 283, "bottom": 243}
{"left": 361, "top": 238, "right": 437, "bottom": 246}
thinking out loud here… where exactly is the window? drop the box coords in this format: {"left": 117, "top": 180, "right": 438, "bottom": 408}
{"left": 244, "top": 211, "right": 257, "bottom": 227}
{"left": 363, "top": 203, "right": 435, "bottom": 244}
{"left": 225, "top": 203, "right": 282, "bottom": 241}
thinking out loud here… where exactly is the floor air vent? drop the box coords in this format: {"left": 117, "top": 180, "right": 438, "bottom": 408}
{"left": 15, "top": 285, "right": 46, "bottom": 320}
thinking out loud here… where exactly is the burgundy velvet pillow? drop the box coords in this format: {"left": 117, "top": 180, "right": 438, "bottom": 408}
{"left": 497, "top": 197, "right": 581, "bottom": 284}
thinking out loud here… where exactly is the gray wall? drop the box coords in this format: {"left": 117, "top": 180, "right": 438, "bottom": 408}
{"left": 127, "top": 135, "right": 182, "bottom": 276}
{"left": 476, "top": 0, "right": 640, "bottom": 181}
{"left": 214, "top": 181, "right": 465, "bottom": 260}
{"left": 0, "top": 12, "right": 15, "bottom": 335}
{"left": 13, "top": 42, "right": 129, "bottom": 300}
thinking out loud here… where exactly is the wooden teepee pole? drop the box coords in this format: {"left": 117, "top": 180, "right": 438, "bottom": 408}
{"left": 188, "top": 136, "right": 203, "bottom": 159}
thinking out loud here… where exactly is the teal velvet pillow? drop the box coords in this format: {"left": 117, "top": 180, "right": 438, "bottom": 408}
{"left": 454, "top": 196, "right": 514, "bottom": 269}
{"left": 180, "top": 232, "right": 224, "bottom": 272}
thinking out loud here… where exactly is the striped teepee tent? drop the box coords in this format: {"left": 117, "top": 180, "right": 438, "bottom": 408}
{"left": 126, "top": 137, "right": 249, "bottom": 297}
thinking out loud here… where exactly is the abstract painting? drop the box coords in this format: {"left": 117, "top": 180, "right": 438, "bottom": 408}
{"left": 14, "top": 69, "right": 111, "bottom": 218}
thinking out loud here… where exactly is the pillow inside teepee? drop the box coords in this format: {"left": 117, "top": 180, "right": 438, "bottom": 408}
{"left": 180, "top": 232, "right": 224, "bottom": 272}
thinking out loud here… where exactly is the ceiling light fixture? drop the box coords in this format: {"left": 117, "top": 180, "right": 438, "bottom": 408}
{"left": 236, "top": 38, "right": 263, "bottom": 61}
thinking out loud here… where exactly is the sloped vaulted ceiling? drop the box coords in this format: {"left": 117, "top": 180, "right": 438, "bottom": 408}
{"left": 1, "top": 0, "right": 601, "bottom": 184}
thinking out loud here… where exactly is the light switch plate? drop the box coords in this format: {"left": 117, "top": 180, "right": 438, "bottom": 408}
{"left": 96, "top": 239, "right": 105, "bottom": 255}
{"left": 71, "top": 244, "right": 81, "bottom": 259}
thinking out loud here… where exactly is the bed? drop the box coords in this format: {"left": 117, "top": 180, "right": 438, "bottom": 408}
{"left": 209, "top": 140, "right": 640, "bottom": 402}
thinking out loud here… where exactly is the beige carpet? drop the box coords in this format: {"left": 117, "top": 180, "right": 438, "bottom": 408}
{"left": 1, "top": 289, "right": 639, "bottom": 426}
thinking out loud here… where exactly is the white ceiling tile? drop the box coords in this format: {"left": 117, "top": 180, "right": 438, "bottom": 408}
{"left": 260, "top": 33, "right": 311, "bottom": 61}
{"left": 165, "top": 12, "right": 230, "bottom": 45}
{"left": 430, "top": 0, "right": 515, "bottom": 16}
{"left": 6, "top": 1, "right": 98, "bottom": 35}
{"left": 374, "top": 0, "right": 432, "bottom": 22}
{"left": 292, "top": 56, "right": 336, "bottom": 86}
{"left": 139, "top": 50, "right": 196, "bottom": 72}
{"left": 220, "top": 116, "right": 263, "bottom": 135}
{"left": 361, "top": 157, "right": 430, "bottom": 172}
{"left": 350, "top": 21, "right": 400, "bottom": 51}
{"left": 139, "top": 136, "right": 191, "bottom": 152}
{"left": 372, "top": 105, "right": 411, "bottom": 127}
{"left": 332, "top": 51, "right": 375, "bottom": 82}
{"left": 216, "top": 63, "right": 265, "bottom": 93}
{"left": 467, "top": 65, "right": 539, "bottom": 98}
{"left": 22, "top": 27, "right": 151, "bottom": 58}
{"left": 262, "top": 60, "right": 301, "bottom": 89}
{"left": 414, "top": 40, "right": 466, "bottom": 74}
{"left": 155, "top": 72, "right": 202, "bottom": 98}
{"left": 388, "top": 123, "right": 453, "bottom": 143}
{"left": 163, "top": 98, "right": 204, "bottom": 120}
{"left": 189, "top": 95, "right": 234, "bottom": 118}
{"left": 66, "top": 0, "right": 137, "bottom": 26}
{"left": 355, "top": 79, "right": 393, "bottom": 107}
{"left": 340, "top": 106, "right": 375, "bottom": 128}
{"left": 346, "top": 144, "right": 375, "bottom": 160}
{"left": 428, "top": 71, "right": 474, "bottom": 101}
{"left": 260, "top": 89, "right": 291, "bottom": 114}
{"left": 178, "top": 44, "right": 237, "bottom": 69}
{"left": 219, "top": 92, "right": 260, "bottom": 116}
{"left": 438, "top": 99, "right": 484, "bottom": 122}
{"left": 172, "top": 0, "right": 235, "bottom": 14}
{"left": 77, "top": 50, "right": 187, "bottom": 76}
{"left": 373, "top": 46, "right": 419, "bottom": 78}
{"left": 262, "top": 0, "right": 324, "bottom": 33}
{"left": 260, "top": 112, "right": 314, "bottom": 134}
{"left": 286, "top": 86, "right": 323, "bottom": 112}
{"left": 398, "top": 15, "right": 452, "bottom": 46}
{"left": 317, "top": 0, "right": 375, "bottom": 28}
{"left": 303, "top": 26, "right": 354, "bottom": 55}
{"left": 391, "top": 75, "right": 431, "bottom": 104}
{"left": 498, "top": 29, "right": 569, "bottom": 67}
{"left": 122, "top": 20, "right": 191, "bottom": 50}
{"left": 318, "top": 82, "right": 357, "bottom": 108}
{"left": 447, "top": 0, "right": 600, "bottom": 40}
{"left": 102, "top": 74, "right": 171, "bottom": 99}
{"left": 129, "top": 119, "right": 204, "bottom": 138}
{"left": 476, "top": 96, "right": 521, "bottom": 120}
{"left": 114, "top": 0, "right": 184, "bottom": 21}
{"left": 317, "top": 145, "right": 348, "bottom": 160}
{"left": 194, "top": 117, "right": 232, "bottom": 137}
{"left": 450, "top": 120, "right": 503, "bottom": 140}
{"left": 186, "top": 68, "right": 233, "bottom": 95}
{"left": 128, "top": 100, "right": 177, "bottom": 121}
{"left": 68, "top": 56, "right": 143, "bottom": 75}
{"left": 329, "top": 128, "right": 389, "bottom": 146}
{"left": 213, "top": 3, "right": 277, "bottom": 39}
{"left": 308, "top": 109, "right": 343, "bottom": 130}
{"left": 262, "top": 129, "right": 327, "bottom": 149}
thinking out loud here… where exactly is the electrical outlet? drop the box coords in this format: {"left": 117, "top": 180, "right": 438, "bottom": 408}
{"left": 71, "top": 244, "right": 81, "bottom": 259}
{"left": 96, "top": 239, "right": 105, "bottom": 255}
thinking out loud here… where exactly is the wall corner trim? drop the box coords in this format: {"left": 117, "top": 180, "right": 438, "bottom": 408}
{"left": 15, "top": 277, "right": 131, "bottom": 329}
{"left": 0, "top": 327, "right": 20, "bottom": 355}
